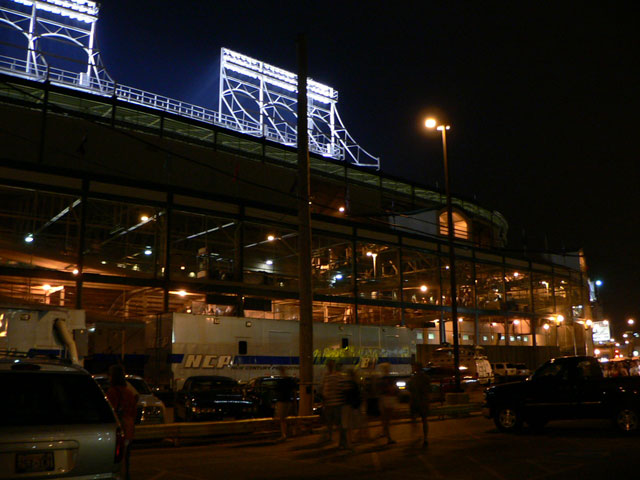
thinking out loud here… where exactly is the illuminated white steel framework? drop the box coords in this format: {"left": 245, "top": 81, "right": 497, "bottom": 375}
{"left": 0, "top": 1, "right": 379, "bottom": 167}
{"left": 0, "top": 0, "right": 112, "bottom": 90}
{"left": 219, "top": 48, "right": 379, "bottom": 168}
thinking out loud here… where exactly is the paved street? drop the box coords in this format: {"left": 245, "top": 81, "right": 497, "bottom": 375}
{"left": 131, "top": 413, "right": 637, "bottom": 480}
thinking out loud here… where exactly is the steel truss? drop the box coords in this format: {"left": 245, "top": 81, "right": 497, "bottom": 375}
{"left": 0, "top": 1, "right": 379, "bottom": 168}
{"left": 0, "top": 0, "right": 112, "bottom": 90}
{"left": 220, "top": 48, "right": 379, "bottom": 168}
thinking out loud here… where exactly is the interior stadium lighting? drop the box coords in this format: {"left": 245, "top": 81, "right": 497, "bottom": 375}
{"left": 24, "top": 234, "right": 34, "bottom": 243}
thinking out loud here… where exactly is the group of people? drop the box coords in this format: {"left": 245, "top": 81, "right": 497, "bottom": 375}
{"left": 603, "top": 360, "right": 640, "bottom": 377}
{"left": 319, "top": 360, "right": 431, "bottom": 449}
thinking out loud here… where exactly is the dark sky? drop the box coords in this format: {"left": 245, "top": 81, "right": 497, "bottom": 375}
{"left": 96, "top": 1, "right": 639, "bottom": 336}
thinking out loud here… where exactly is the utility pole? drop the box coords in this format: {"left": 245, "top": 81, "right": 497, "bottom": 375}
{"left": 297, "top": 34, "right": 314, "bottom": 416}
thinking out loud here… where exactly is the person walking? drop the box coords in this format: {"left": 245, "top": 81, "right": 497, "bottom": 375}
{"left": 106, "top": 364, "right": 138, "bottom": 480}
{"left": 408, "top": 362, "right": 431, "bottom": 447}
{"left": 321, "top": 359, "right": 346, "bottom": 446}
{"left": 377, "top": 363, "right": 397, "bottom": 445}
{"left": 274, "top": 366, "right": 297, "bottom": 442}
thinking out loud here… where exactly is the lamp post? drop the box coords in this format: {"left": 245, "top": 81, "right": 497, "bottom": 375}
{"left": 425, "top": 117, "right": 461, "bottom": 391}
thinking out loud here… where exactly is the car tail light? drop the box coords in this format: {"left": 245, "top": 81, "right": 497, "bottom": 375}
{"left": 114, "top": 427, "right": 125, "bottom": 463}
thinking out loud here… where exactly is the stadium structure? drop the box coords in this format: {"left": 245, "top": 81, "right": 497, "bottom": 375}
{"left": 0, "top": 0, "right": 598, "bottom": 374}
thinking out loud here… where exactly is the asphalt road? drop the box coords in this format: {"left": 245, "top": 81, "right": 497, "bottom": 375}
{"left": 130, "top": 414, "right": 637, "bottom": 480}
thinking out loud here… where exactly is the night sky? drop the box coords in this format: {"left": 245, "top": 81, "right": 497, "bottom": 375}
{"left": 94, "top": 1, "right": 639, "bottom": 336}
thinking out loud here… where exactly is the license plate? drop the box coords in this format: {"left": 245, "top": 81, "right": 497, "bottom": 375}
{"left": 16, "top": 452, "right": 54, "bottom": 473}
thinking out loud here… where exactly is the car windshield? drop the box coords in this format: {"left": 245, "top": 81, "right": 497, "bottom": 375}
{"left": 190, "top": 378, "right": 236, "bottom": 391}
{"left": 127, "top": 377, "right": 152, "bottom": 394}
{"left": 0, "top": 372, "right": 115, "bottom": 426}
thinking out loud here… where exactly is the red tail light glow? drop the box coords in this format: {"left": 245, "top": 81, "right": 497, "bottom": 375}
{"left": 114, "top": 427, "right": 125, "bottom": 463}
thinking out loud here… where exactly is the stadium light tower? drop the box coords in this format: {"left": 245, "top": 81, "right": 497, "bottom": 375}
{"left": 424, "top": 116, "right": 461, "bottom": 392}
{"left": 0, "top": 0, "right": 112, "bottom": 89}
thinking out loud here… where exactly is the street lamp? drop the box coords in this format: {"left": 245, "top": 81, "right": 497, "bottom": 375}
{"left": 425, "top": 116, "right": 461, "bottom": 391}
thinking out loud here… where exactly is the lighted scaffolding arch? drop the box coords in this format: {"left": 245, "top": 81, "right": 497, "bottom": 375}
{"left": 219, "top": 48, "right": 380, "bottom": 169}
{"left": 0, "top": 0, "right": 111, "bottom": 90}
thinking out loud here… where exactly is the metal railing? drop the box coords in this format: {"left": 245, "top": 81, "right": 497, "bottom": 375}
{"left": 0, "top": 55, "right": 342, "bottom": 160}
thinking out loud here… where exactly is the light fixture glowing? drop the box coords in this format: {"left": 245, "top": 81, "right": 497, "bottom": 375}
{"left": 334, "top": 274, "right": 343, "bottom": 280}
{"left": 140, "top": 215, "right": 149, "bottom": 222}
{"left": 42, "top": 284, "right": 51, "bottom": 291}
{"left": 628, "top": 318, "right": 635, "bottom": 325}
{"left": 595, "top": 280, "right": 603, "bottom": 287}
{"left": 101, "top": 260, "right": 107, "bottom": 265}
{"left": 267, "top": 235, "right": 275, "bottom": 241}
{"left": 177, "top": 290, "right": 187, "bottom": 297}
{"left": 458, "top": 317, "right": 463, "bottom": 322}
{"left": 338, "top": 206, "right": 345, "bottom": 213}
{"left": 420, "top": 285, "right": 428, "bottom": 293}
{"left": 189, "top": 272, "right": 196, "bottom": 278}
{"left": 556, "top": 315, "right": 564, "bottom": 323}
{"left": 543, "top": 324, "right": 550, "bottom": 330}
{"left": 425, "top": 118, "right": 437, "bottom": 129}
{"left": 594, "top": 348, "right": 600, "bottom": 355}
{"left": 72, "top": 269, "right": 79, "bottom": 275}
{"left": 513, "top": 319, "right": 520, "bottom": 325}
{"left": 180, "top": 265, "right": 186, "bottom": 270}
{"left": 513, "top": 272, "right": 520, "bottom": 278}
{"left": 266, "top": 260, "right": 273, "bottom": 265}
{"left": 24, "top": 234, "right": 34, "bottom": 243}
{"left": 144, "top": 249, "right": 152, "bottom": 256}
{"left": 491, "top": 322, "right": 498, "bottom": 327}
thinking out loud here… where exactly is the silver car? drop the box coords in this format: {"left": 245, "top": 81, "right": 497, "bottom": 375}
{"left": 0, "top": 357, "right": 123, "bottom": 479}
{"left": 94, "top": 374, "right": 166, "bottom": 425}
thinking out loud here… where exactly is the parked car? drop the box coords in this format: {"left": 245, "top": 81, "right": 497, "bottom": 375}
{"left": 174, "top": 375, "right": 254, "bottom": 421}
{"left": 0, "top": 355, "right": 123, "bottom": 478}
{"left": 244, "top": 376, "right": 299, "bottom": 417}
{"left": 430, "top": 345, "right": 493, "bottom": 384}
{"left": 484, "top": 355, "right": 640, "bottom": 433}
{"left": 492, "top": 362, "right": 518, "bottom": 379}
{"left": 512, "top": 363, "right": 531, "bottom": 377}
{"left": 94, "top": 374, "right": 166, "bottom": 425}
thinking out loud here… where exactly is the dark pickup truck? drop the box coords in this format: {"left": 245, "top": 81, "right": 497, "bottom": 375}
{"left": 483, "top": 356, "right": 640, "bottom": 433}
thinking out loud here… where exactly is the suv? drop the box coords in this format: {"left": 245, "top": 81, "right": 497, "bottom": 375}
{"left": 94, "top": 374, "right": 166, "bottom": 425}
{"left": 0, "top": 355, "right": 123, "bottom": 478}
{"left": 492, "top": 362, "right": 517, "bottom": 379}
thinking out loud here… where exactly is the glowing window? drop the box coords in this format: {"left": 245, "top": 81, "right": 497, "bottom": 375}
{"left": 439, "top": 211, "right": 469, "bottom": 239}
